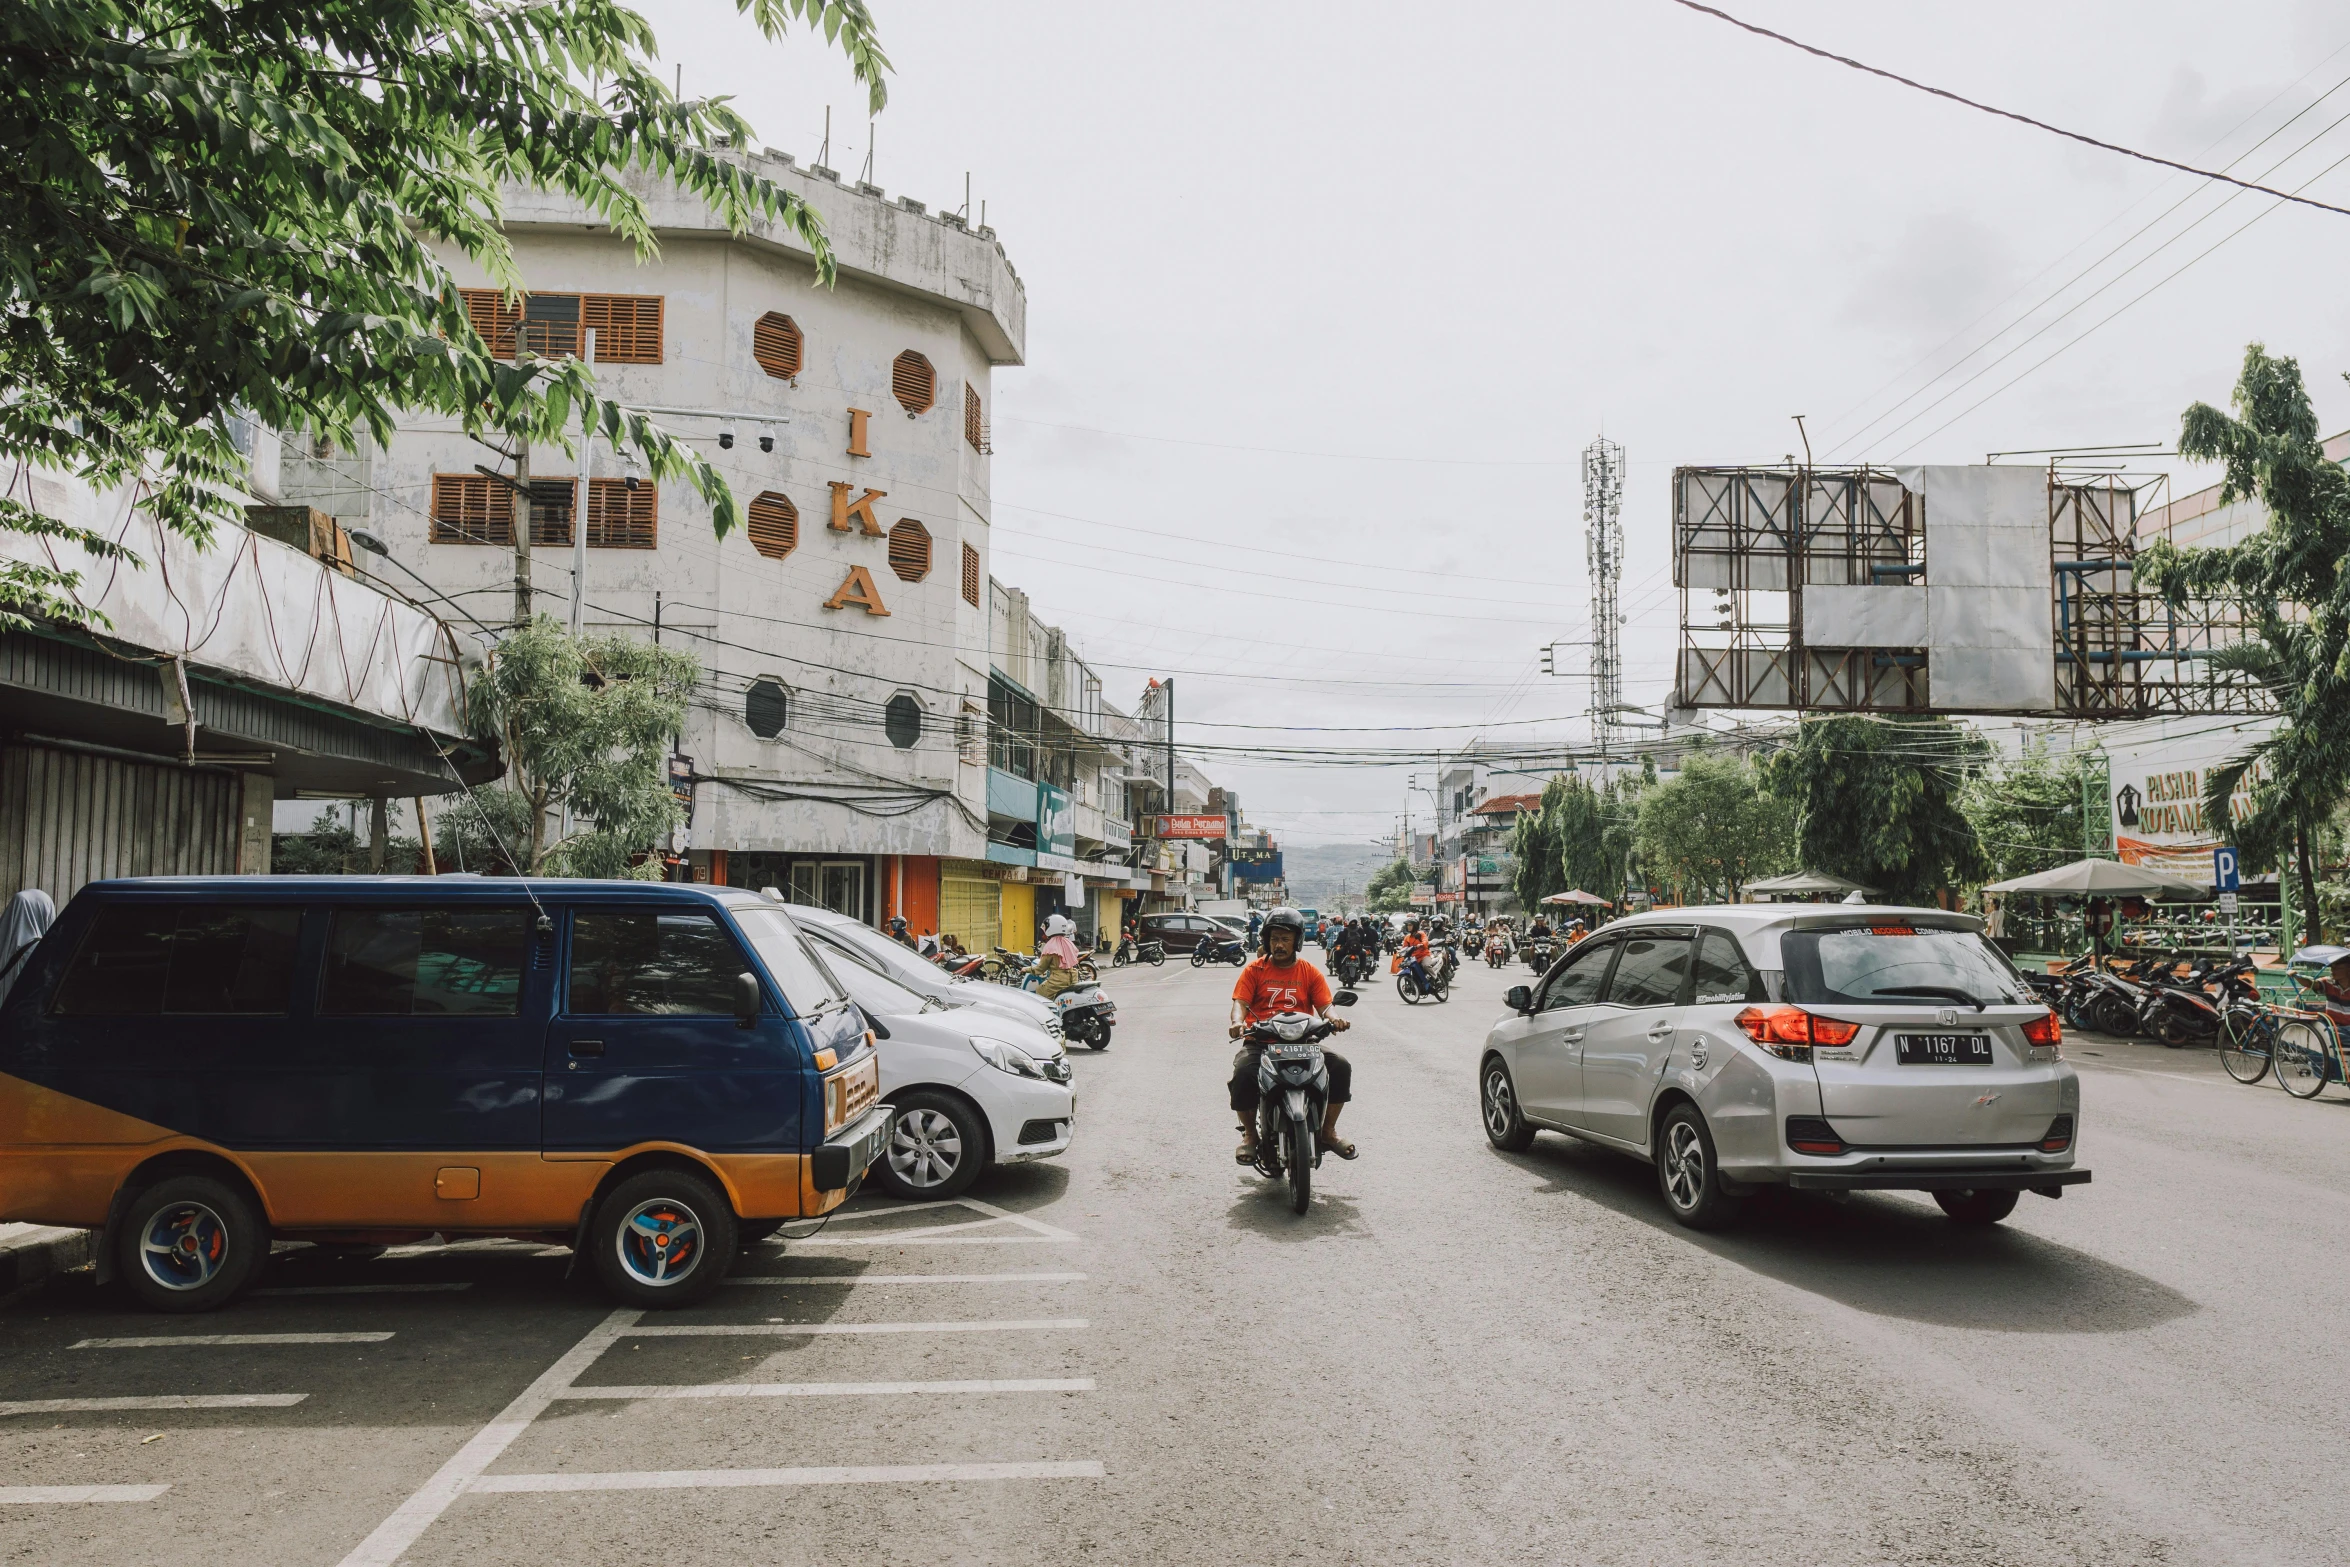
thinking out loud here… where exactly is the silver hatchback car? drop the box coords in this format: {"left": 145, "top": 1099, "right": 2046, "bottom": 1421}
{"left": 1477, "top": 905, "right": 2087, "bottom": 1228}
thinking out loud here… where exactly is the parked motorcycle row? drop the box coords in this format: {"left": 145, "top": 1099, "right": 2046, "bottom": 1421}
{"left": 2022, "top": 949, "right": 2262, "bottom": 1048}
{"left": 932, "top": 942, "right": 1116, "bottom": 1050}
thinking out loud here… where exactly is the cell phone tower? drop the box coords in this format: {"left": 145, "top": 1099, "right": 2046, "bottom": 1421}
{"left": 1583, "top": 435, "right": 1626, "bottom": 750}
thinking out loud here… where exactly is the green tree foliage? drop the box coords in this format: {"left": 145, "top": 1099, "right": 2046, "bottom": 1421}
{"left": 1761, "top": 717, "right": 1988, "bottom": 905}
{"left": 469, "top": 615, "right": 699, "bottom": 874}
{"left": 2138, "top": 344, "right": 2350, "bottom": 937}
{"left": 1554, "top": 775, "right": 1611, "bottom": 899}
{"left": 272, "top": 805, "right": 417, "bottom": 875}
{"left": 1632, "top": 748, "right": 1794, "bottom": 903}
{"left": 1364, "top": 856, "right": 1414, "bottom": 915}
{"left": 1508, "top": 776, "right": 1570, "bottom": 912}
{"left": 1598, "top": 765, "right": 1651, "bottom": 900}
{"left": 0, "top": 0, "right": 890, "bottom": 629}
{"left": 1962, "top": 744, "right": 2091, "bottom": 884}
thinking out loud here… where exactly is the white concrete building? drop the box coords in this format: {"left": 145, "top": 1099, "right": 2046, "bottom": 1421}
{"left": 280, "top": 152, "right": 1024, "bottom": 929}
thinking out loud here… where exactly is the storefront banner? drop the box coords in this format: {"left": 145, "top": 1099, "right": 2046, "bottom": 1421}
{"left": 1035, "top": 850, "right": 1082, "bottom": 875}
{"left": 1037, "top": 783, "right": 1076, "bottom": 859}
{"left": 1158, "top": 814, "right": 1231, "bottom": 840}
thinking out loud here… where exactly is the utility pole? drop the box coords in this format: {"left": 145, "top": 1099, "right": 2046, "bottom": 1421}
{"left": 570, "top": 329, "right": 594, "bottom": 639}
{"left": 1163, "top": 677, "right": 1175, "bottom": 813}
{"left": 512, "top": 440, "right": 533, "bottom": 627}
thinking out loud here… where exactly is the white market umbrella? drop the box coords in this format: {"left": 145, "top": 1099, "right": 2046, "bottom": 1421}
{"left": 1745, "top": 870, "right": 1877, "bottom": 897}
{"left": 1981, "top": 858, "right": 2210, "bottom": 901}
{"left": 1541, "top": 890, "right": 1614, "bottom": 907}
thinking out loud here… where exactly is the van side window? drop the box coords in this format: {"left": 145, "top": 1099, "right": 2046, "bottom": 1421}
{"left": 569, "top": 911, "right": 743, "bottom": 1016}
{"left": 1602, "top": 933, "right": 1693, "bottom": 1008}
{"left": 52, "top": 904, "right": 302, "bottom": 1016}
{"left": 320, "top": 908, "right": 529, "bottom": 1016}
{"left": 1693, "top": 929, "right": 1761, "bottom": 1005}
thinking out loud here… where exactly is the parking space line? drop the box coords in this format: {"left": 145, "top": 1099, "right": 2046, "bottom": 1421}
{"left": 336, "top": 1308, "right": 638, "bottom": 1567}
{"left": 254, "top": 1284, "right": 475, "bottom": 1297}
{"left": 792, "top": 1197, "right": 1082, "bottom": 1246}
{"left": 799, "top": 1232, "right": 1073, "bottom": 1248}
{"left": 74, "top": 1333, "right": 394, "bottom": 1349}
{"left": 550, "top": 1377, "right": 1094, "bottom": 1400}
{"left": 957, "top": 1197, "right": 1081, "bottom": 1242}
{"left": 0, "top": 1485, "right": 173, "bottom": 1504}
{"left": 724, "top": 1272, "right": 1086, "bottom": 1287}
{"left": 816, "top": 1201, "right": 969, "bottom": 1225}
{"left": 468, "top": 1460, "right": 1105, "bottom": 1494}
{"left": 624, "top": 1318, "right": 1086, "bottom": 1338}
{"left": 0, "top": 1394, "right": 308, "bottom": 1416}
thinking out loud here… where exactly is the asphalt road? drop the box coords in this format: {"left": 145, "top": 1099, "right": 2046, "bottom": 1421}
{"left": 6, "top": 951, "right": 2349, "bottom": 1565}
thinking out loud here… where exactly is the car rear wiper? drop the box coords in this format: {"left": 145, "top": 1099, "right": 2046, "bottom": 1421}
{"left": 1871, "top": 985, "right": 1984, "bottom": 1011}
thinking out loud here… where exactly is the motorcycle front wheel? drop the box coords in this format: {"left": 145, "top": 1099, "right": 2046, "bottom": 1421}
{"left": 1286, "top": 1118, "right": 1312, "bottom": 1213}
{"left": 1396, "top": 974, "right": 1420, "bottom": 1005}
{"left": 1190, "top": 947, "right": 1208, "bottom": 968}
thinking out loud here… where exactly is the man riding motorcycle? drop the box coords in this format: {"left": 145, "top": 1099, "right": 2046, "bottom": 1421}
{"left": 1398, "top": 918, "right": 1433, "bottom": 993}
{"left": 1330, "top": 917, "right": 1376, "bottom": 983}
{"left": 1229, "top": 907, "right": 1354, "bottom": 1164}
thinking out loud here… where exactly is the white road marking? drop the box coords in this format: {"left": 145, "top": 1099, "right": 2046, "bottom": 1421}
{"left": 624, "top": 1318, "right": 1086, "bottom": 1338}
{"left": 74, "top": 1333, "right": 393, "bottom": 1349}
{"left": 0, "top": 1394, "right": 308, "bottom": 1416}
{"left": 469, "top": 1460, "right": 1104, "bottom": 1494}
{"left": 254, "top": 1283, "right": 475, "bottom": 1297}
{"left": 334, "top": 1308, "right": 638, "bottom": 1567}
{"left": 0, "top": 1485, "right": 172, "bottom": 1503}
{"left": 814, "top": 1200, "right": 970, "bottom": 1225}
{"left": 795, "top": 1233, "right": 1072, "bottom": 1248}
{"left": 794, "top": 1196, "right": 1082, "bottom": 1246}
{"left": 724, "top": 1272, "right": 1087, "bottom": 1287}
{"left": 551, "top": 1377, "right": 1094, "bottom": 1400}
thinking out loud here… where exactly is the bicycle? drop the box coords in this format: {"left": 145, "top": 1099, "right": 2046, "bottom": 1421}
{"left": 2217, "top": 994, "right": 2340, "bottom": 1097}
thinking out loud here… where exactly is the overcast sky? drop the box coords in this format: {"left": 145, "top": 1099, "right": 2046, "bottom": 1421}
{"left": 642, "top": 0, "right": 2350, "bottom": 847}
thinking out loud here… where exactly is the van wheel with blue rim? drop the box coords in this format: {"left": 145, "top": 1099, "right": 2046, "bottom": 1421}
{"left": 590, "top": 1169, "right": 737, "bottom": 1308}
{"left": 118, "top": 1174, "right": 268, "bottom": 1314}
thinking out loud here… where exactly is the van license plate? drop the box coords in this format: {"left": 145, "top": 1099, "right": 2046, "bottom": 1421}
{"left": 1896, "top": 1034, "right": 1993, "bottom": 1064}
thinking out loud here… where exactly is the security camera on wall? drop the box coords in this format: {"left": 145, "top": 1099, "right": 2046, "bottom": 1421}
{"left": 718, "top": 422, "right": 737, "bottom": 450}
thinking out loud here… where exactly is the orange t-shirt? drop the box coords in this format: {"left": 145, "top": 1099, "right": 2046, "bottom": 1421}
{"left": 1232, "top": 957, "right": 1333, "bottom": 1023}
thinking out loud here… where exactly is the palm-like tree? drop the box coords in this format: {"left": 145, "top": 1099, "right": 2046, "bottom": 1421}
{"left": 2140, "top": 344, "right": 2350, "bottom": 940}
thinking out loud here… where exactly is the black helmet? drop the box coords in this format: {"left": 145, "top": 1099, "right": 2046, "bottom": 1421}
{"left": 1260, "top": 906, "right": 1307, "bottom": 952}
{"left": 887, "top": 916, "right": 908, "bottom": 934}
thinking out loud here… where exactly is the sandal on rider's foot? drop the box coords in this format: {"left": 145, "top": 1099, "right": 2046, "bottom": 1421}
{"left": 1235, "top": 1137, "right": 1259, "bottom": 1164}
{"left": 1318, "top": 1135, "right": 1358, "bottom": 1160}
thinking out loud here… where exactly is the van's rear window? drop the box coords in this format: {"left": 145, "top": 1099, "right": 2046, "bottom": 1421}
{"left": 52, "top": 905, "right": 302, "bottom": 1016}
{"left": 320, "top": 908, "right": 529, "bottom": 1016}
{"left": 1780, "top": 928, "right": 2032, "bottom": 1007}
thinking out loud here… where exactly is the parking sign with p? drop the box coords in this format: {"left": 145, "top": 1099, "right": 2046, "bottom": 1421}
{"left": 2214, "top": 846, "right": 2241, "bottom": 892}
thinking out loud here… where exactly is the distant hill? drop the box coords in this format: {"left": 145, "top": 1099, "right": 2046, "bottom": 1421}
{"left": 1280, "top": 842, "right": 1396, "bottom": 910}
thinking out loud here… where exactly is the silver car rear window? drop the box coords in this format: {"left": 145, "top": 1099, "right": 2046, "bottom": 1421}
{"left": 1780, "top": 926, "right": 2032, "bottom": 1007}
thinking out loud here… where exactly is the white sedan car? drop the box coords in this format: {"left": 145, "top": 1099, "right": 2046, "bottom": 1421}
{"left": 789, "top": 904, "right": 1070, "bottom": 1050}
{"left": 805, "top": 927, "right": 1074, "bottom": 1200}
{"left": 1478, "top": 905, "right": 2086, "bottom": 1229}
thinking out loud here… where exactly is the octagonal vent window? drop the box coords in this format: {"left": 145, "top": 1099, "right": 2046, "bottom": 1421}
{"left": 745, "top": 678, "right": 789, "bottom": 739}
{"left": 884, "top": 693, "right": 923, "bottom": 749}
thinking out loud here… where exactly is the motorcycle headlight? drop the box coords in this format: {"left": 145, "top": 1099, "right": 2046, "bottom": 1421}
{"left": 970, "top": 1035, "right": 1047, "bottom": 1080}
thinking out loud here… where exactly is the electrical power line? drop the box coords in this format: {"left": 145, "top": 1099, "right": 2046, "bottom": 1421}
{"left": 1666, "top": 0, "right": 2350, "bottom": 220}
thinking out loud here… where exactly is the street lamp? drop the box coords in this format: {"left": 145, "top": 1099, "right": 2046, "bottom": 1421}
{"left": 346, "top": 527, "right": 500, "bottom": 640}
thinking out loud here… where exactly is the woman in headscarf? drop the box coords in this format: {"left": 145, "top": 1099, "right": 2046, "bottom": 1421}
{"left": 0, "top": 889, "right": 57, "bottom": 1005}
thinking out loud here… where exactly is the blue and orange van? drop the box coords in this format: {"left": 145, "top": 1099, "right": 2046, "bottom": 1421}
{"left": 0, "top": 877, "right": 887, "bottom": 1311}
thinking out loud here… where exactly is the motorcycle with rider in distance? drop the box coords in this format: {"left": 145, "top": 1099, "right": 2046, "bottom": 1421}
{"left": 1245, "top": 991, "right": 1358, "bottom": 1214}
{"left": 1192, "top": 929, "right": 1249, "bottom": 968}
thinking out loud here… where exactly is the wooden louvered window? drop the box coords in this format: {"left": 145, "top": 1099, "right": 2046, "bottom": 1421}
{"left": 746, "top": 491, "right": 799, "bottom": 560}
{"left": 752, "top": 312, "right": 803, "bottom": 379}
{"left": 584, "top": 478, "right": 658, "bottom": 549}
{"left": 460, "top": 290, "right": 521, "bottom": 358}
{"left": 961, "top": 541, "right": 981, "bottom": 607}
{"left": 583, "top": 294, "right": 664, "bottom": 363}
{"left": 458, "top": 290, "right": 662, "bottom": 363}
{"left": 887, "top": 519, "right": 932, "bottom": 582}
{"left": 892, "top": 350, "right": 935, "bottom": 414}
{"left": 964, "top": 383, "right": 985, "bottom": 452}
{"left": 429, "top": 475, "right": 574, "bottom": 546}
